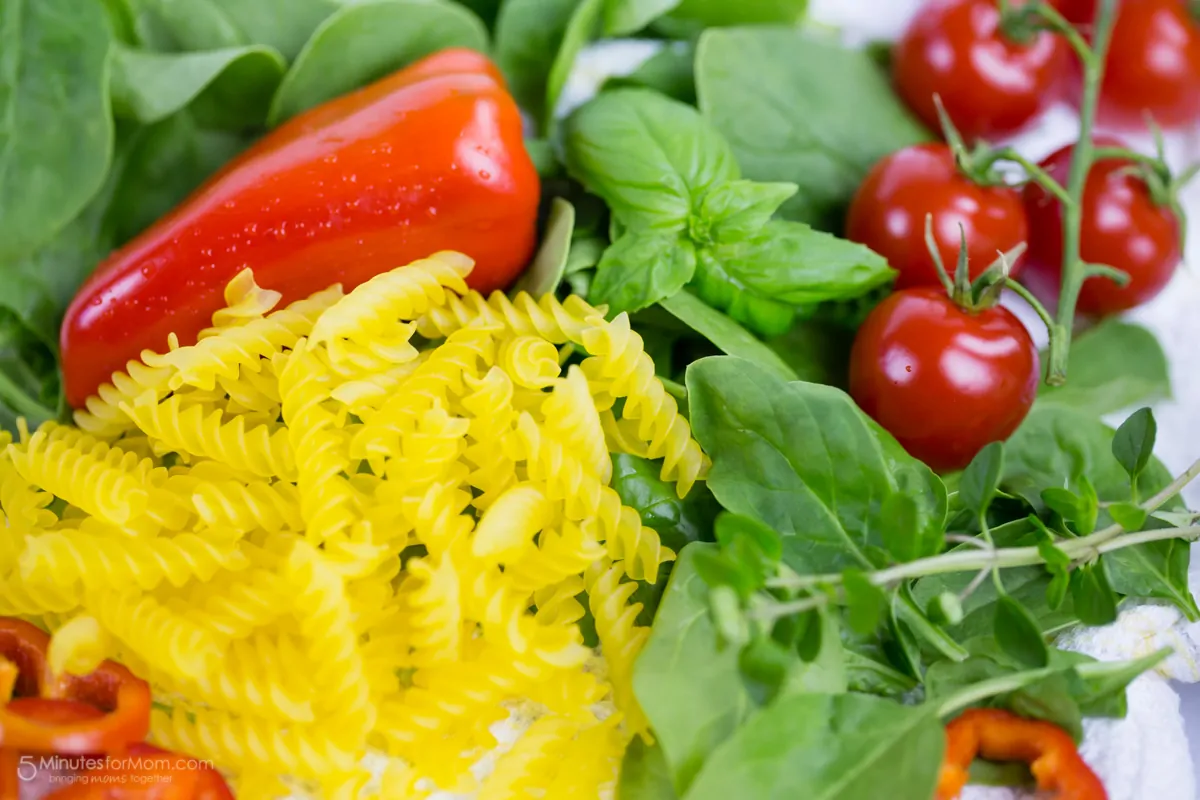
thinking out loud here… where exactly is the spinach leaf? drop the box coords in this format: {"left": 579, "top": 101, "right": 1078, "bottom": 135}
{"left": 1003, "top": 406, "right": 1197, "bottom": 618}
{"left": 685, "top": 693, "right": 943, "bottom": 800}
{"left": 633, "top": 544, "right": 755, "bottom": 796}
{"left": 206, "top": 0, "right": 338, "bottom": 60}
{"left": 453, "top": 0, "right": 504, "bottom": 29}
{"left": 617, "top": 737, "right": 679, "bottom": 800}
{"left": 112, "top": 44, "right": 286, "bottom": 130}
{"left": 696, "top": 27, "right": 930, "bottom": 231}
{"left": 565, "top": 88, "right": 737, "bottom": 232}
{"left": 128, "top": 0, "right": 243, "bottom": 51}
{"left": 495, "top": 0, "right": 590, "bottom": 131}
{"left": 545, "top": 0, "right": 604, "bottom": 129}
{"left": 603, "top": 0, "right": 679, "bottom": 36}
{"left": 107, "top": 113, "right": 251, "bottom": 245}
{"left": 659, "top": 290, "right": 797, "bottom": 383}
{"left": 611, "top": 454, "right": 718, "bottom": 554}
{"left": 513, "top": 198, "right": 574, "bottom": 297}
{"left": 604, "top": 42, "right": 696, "bottom": 104}
{"left": 687, "top": 356, "right": 946, "bottom": 573}
{"left": 765, "top": 319, "right": 853, "bottom": 388}
{"left": 0, "top": 0, "right": 114, "bottom": 261}
{"left": 268, "top": 0, "right": 487, "bottom": 125}
{"left": 1036, "top": 320, "right": 1170, "bottom": 416}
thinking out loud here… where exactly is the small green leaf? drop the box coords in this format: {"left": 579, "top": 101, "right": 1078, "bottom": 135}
{"left": 1112, "top": 407, "right": 1157, "bottom": 481}
{"left": 1075, "top": 474, "right": 1099, "bottom": 535}
{"left": 959, "top": 441, "right": 1005, "bottom": 516}
{"left": 1109, "top": 502, "right": 1148, "bottom": 532}
{"left": 1008, "top": 673, "right": 1083, "bottom": 742}
{"left": 879, "top": 492, "right": 923, "bottom": 563}
{"left": 715, "top": 512, "right": 783, "bottom": 563}
{"left": 887, "top": 601, "right": 922, "bottom": 678}
{"left": 617, "top": 737, "right": 680, "bottom": 800}
{"left": 590, "top": 233, "right": 697, "bottom": 314}
{"left": 1070, "top": 562, "right": 1118, "bottom": 626}
{"left": 994, "top": 595, "right": 1050, "bottom": 668}
{"left": 693, "top": 548, "right": 759, "bottom": 599}
{"left": 1046, "top": 570, "right": 1070, "bottom": 611}
{"left": 513, "top": 198, "right": 574, "bottom": 296}
{"left": 695, "top": 179, "right": 797, "bottom": 244}
{"left": 1071, "top": 648, "right": 1172, "bottom": 717}
{"left": 738, "top": 636, "right": 794, "bottom": 704}
{"left": 843, "top": 570, "right": 887, "bottom": 635}
{"left": 708, "top": 585, "right": 748, "bottom": 647}
{"left": 1041, "top": 487, "right": 1081, "bottom": 526}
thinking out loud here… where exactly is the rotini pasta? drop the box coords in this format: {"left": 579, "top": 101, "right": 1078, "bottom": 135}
{"left": 0, "top": 250, "right": 709, "bottom": 797}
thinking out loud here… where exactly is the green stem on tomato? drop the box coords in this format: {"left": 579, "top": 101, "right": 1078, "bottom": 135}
{"left": 1044, "top": 0, "right": 1120, "bottom": 385}
{"left": 985, "top": 147, "right": 1074, "bottom": 207}
{"left": 1004, "top": 278, "right": 1056, "bottom": 334}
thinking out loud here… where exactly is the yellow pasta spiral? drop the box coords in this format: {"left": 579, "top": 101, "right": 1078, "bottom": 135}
{"left": 0, "top": 249, "right": 712, "bottom": 796}
{"left": 581, "top": 312, "right": 710, "bottom": 496}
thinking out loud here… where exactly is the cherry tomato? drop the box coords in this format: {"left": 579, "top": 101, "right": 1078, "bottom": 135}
{"left": 849, "top": 288, "right": 1039, "bottom": 472}
{"left": 847, "top": 144, "right": 1029, "bottom": 289}
{"left": 1065, "top": 0, "right": 1200, "bottom": 129}
{"left": 1022, "top": 140, "right": 1182, "bottom": 315}
{"left": 893, "top": 0, "right": 1067, "bottom": 141}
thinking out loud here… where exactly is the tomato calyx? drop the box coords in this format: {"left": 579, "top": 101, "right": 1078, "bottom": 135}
{"left": 1090, "top": 133, "right": 1197, "bottom": 254}
{"left": 924, "top": 214, "right": 1028, "bottom": 316}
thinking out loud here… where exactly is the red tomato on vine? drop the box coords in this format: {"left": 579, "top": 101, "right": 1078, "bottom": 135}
{"left": 847, "top": 144, "right": 1029, "bottom": 290}
{"left": 849, "top": 288, "right": 1039, "bottom": 472}
{"left": 893, "top": 0, "right": 1067, "bottom": 141}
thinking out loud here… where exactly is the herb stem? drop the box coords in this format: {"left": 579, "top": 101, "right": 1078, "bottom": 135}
{"left": 937, "top": 667, "right": 1058, "bottom": 717}
{"left": 1045, "top": 0, "right": 1120, "bottom": 385}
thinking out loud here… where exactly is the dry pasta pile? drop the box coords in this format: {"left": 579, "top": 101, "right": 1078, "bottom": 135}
{"left": 0, "top": 251, "right": 711, "bottom": 798}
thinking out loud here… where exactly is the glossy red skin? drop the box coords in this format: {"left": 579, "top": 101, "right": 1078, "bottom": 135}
{"left": 0, "top": 619, "right": 151, "bottom": 755}
{"left": 893, "top": 0, "right": 1067, "bottom": 141}
{"left": 1065, "top": 0, "right": 1200, "bottom": 129}
{"left": 1022, "top": 140, "right": 1182, "bottom": 315}
{"left": 847, "top": 144, "right": 1029, "bottom": 289}
{"left": 44, "top": 744, "right": 234, "bottom": 800}
{"left": 61, "top": 48, "right": 540, "bottom": 408}
{"left": 849, "top": 288, "right": 1039, "bottom": 472}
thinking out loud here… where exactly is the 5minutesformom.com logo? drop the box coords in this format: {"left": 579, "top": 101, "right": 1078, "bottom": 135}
{"left": 17, "top": 755, "right": 215, "bottom": 784}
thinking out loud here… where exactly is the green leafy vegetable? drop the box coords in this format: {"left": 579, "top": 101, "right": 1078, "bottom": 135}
{"left": 112, "top": 44, "right": 287, "bottom": 129}
{"left": 604, "top": 42, "right": 696, "bottom": 104}
{"left": 696, "top": 27, "right": 930, "bottom": 230}
{"left": 611, "top": 453, "right": 718, "bottom": 554}
{"left": 687, "top": 357, "right": 946, "bottom": 573}
{"left": 267, "top": 0, "right": 487, "bottom": 125}
{"left": 1112, "top": 407, "right": 1157, "bottom": 485}
{"left": 656, "top": 0, "right": 809, "bottom": 39}
{"left": 633, "top": 544, "right": 755, "bottom": 796}
{"left": 1036, "top": 320, "right": 1171, "bottom": 416}
{"left": 617, "top": 738, "right": 679, "bottom": 800}
{"left": 545, "top": 0, "right": 604, "bottom": 130}
{"left": 843, "top": 570, "right": 887, "bottom": 635}
{"left": 513, "top": 198, "right": 575, "bottom": 296}
{"left": 684, "top": 693, "right": 943, "bottom": 800}
{"left": 591, "top": 232, "right": 698, "bottom": 313}
{"left": 659, "top": 291, "right": 797, "bottom": 382}
{"left": 0, "top": 0, "right": 114, "bottom": 261}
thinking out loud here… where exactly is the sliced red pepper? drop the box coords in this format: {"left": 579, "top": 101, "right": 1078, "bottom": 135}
{"left": 42, "top": 743, "right": 233, "bottom": 800}
{"left": 0, "top": 620, "right": 150, "bottom": 755}
{"left": 936, "top": 708, "right": 1107, "bottom": 800}
{"left": 61, "top": 47, "right": 540, "bottom": 408}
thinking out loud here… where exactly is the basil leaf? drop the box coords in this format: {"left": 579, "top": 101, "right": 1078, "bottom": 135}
{"left": 604, "top": 42, "right": 696, "bottom": 104}
{"left": 0, "top": 0, "right": 114, "bottom": 261}
{"left": 268, "top": 0, "right": 487, "bottom": 125}
{"left": 1037, "top": 320, "right": 1170, "bottom": 416}
{"left": 659, "top": 290, "right": 797, "bottom": 383}
{"left": 617, "top": 737, "right": 679, "bottom": 800}
{"left": 633, "top": 544, "right": 756, "bottom": 797}
{"left": 688, "top": 250, "right": 798, "bottom": 337}
{"left": 685, "top": 694, "right": 942, "bottom": 800}
{"left": 1070, "top": 562, "right": 1118, "bottom": 626}
{"left": 687, "top": 356, "right": 946, "bottom": 573}
{"left": 590, "top": 232, "right": 696, "bottom": 313}
{"left": 701, "top": 221, "right": 895, "bottom": 304}
{"left": 696, "top": 27, "right": 930, "bottom": 231}
{"left": 513, "top": 198, "right": 574, "bottom": 296}
{"left": 112, "top": 44, "right": 286, "bottom": 130}
{"left": 564, "top": 88, "right": 738, "bottom": 232}
{"left": 695, "top": 180, "right": 796, "bottom": 244}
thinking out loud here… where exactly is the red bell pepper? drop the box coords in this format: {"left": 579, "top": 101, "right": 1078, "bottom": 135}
{"left": 937, "top": 708, "right": 1107, "bottom": 800}
{"left": 61, "top": 47, "right": 540, "bottom": 408}
{"left": 0, "top": 620, "right": 150, "bottom": 755}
